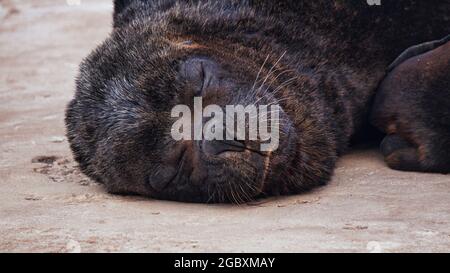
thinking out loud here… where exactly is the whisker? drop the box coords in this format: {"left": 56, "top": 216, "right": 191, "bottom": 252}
{"left": 255, "top": 51, "right": 287, "bottom": 97}
{"left": 254, "top": 68, "right": 296, "bottom": 105}
{"left": 251, "top": 53, "right": 271, "bottom": 93}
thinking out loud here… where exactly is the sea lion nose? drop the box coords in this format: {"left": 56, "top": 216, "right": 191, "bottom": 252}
{"left": 201, "top": 139, "right": 245, "bottom": 155}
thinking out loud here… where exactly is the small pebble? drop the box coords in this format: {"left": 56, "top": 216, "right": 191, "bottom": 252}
{"left": 50, "top": 136, "right": 66, "bottom": 143}
{"left": 66, "top": 239, "right": 81, "bottom": 253}
{"left": 31, "top": 155, "right": 60, "bottom": 164}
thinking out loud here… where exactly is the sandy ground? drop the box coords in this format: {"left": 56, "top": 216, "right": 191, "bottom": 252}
{"left": 0, "top": 0, "right": 449, "bottom": 253}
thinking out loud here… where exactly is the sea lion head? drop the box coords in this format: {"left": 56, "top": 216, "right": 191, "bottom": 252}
{"left": 65, "top": 0, "right": 336, "bottom": 203}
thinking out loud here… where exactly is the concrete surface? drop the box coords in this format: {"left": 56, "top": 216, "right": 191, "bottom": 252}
{"left": 1, "top": 0, "right": 449, "bottom": 253}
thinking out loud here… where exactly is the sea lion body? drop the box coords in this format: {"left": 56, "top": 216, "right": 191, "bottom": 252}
{"left": 65, "top": 0, "right": 450, "bottom": 202}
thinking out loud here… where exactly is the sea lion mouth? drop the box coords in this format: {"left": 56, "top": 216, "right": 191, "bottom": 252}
{"left": 213, "top": 140, "right": 273, "bottom": 158}
{"left": 203, "top": 139, "right": 246, "bottom": 155}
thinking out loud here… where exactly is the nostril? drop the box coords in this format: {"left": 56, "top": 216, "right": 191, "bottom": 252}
{"left": 202, "top": 139, "right": 245, "bottom": 155}
{"left": 223, "top": 139, "right": 246, "bottom": 148}
{"left": 147, "top": 165, "right": 177, "bottom": 191}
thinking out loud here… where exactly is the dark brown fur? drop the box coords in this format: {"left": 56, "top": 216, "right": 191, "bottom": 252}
{"left": 65, "top": 0, "right": 450, "bottom": 203}
{"left": 371, "top": 38, "right": 450, "bottom": 173}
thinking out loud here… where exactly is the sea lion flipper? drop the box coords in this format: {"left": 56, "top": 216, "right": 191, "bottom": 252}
{"left": 373, "top": 35, "right": 450, "bottom": 174}
{"left": 387, "top": 34, "right": 450, "bottom": 71}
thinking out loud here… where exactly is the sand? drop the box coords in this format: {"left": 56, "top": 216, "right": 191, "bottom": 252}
{"left": 1, "top": 0, "right": 449, "bottom": 253}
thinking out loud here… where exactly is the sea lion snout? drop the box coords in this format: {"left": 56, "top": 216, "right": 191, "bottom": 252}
{"left": 143, "top": 137, "right": 267, "bottom": 202}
